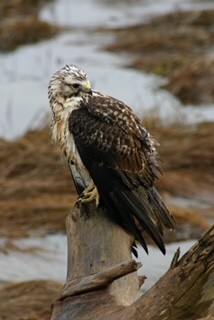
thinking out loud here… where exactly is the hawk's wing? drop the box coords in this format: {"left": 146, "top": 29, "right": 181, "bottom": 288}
{"left": 75, "top": 93, "right": 159, "bottom": 181}
{"left": 69, "top": 93, "right": 174, "bottom": 254}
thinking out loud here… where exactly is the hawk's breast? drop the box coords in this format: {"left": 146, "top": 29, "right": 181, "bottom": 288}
{"left": 52, "top": 108, "right": 91, "bottom": 185}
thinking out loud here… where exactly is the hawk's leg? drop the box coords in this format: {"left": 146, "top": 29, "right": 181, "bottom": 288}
{"left": 77, "top": 180, "right": 100, "bottom": 206}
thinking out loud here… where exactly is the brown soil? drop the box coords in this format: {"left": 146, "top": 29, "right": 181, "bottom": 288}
{"left": 0, "top": 0, "right": 60, "bottom": 52}
{"left": 0, "top": 121, "right": 213, "bottom": 239}
{"left": 0, "top": 280, "right": 62, "bottom": 320}
{"left": 105, "top": 10, "right": 214, "bottom": 105}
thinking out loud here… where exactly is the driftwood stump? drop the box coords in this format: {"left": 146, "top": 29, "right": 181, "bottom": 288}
{"left": 51, "top": 204, "right": 214, "bottom": 320}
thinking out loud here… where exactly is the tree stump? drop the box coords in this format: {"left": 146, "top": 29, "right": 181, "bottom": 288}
{"left": 51, "top": 204, "right": 214, "bottom": 320}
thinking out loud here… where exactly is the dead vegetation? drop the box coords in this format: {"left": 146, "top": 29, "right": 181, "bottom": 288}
{"left": 149, "top": 121, "right": 214, "bottom": 229}
{"left": 0, "top": 121, "right": 213, "bottom": 239}
{"left": 0, "top": 280, "right": 62, "bottom": 320}
{"left": 51, "top": 211, "right": 214, "bottom": 320}
{"left": 0, "top": 122, "right": 213, "bottom": 318}
{"left": 0, "top": 0, "right": 60, "bottom": 52}
{"left": 105, "top": 10, "right": 214, "bottom": 105}
{"left": 0, "top": 0, "right": 52, "bottom": 18}
{"left": 0, "top": 2, "right": 213, "bottom": 319}
{"left": 0, "top": 129, "right": 76, "bottom": 238}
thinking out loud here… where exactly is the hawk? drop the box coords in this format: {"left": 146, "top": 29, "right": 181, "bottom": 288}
{"left": 48, "top": 64, "right": 175, "bottom": 254}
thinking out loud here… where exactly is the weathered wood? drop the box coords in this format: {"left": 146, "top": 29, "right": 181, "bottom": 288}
{"left": 103, "top": 225, "right": 214, "bottom": 320}
{"left": 66, "top": 204, "right": 141, "bottom": 304}
{"left": 51, "top": 204, "right": 141, "bottom": 320}
{"left": 58, "top": 259, "right": 141, "bottom": 300}
{"left": 51, "top": 204, "right": 214, "bottom": 320}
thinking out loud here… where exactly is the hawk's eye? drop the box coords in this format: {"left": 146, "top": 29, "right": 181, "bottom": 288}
{"left": 72, "top": 83, "right": 80, "bottom": 89}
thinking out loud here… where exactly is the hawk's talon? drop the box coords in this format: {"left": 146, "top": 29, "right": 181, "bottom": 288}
{"left": 77, "top": 181, "right": 100, "bottom": 207}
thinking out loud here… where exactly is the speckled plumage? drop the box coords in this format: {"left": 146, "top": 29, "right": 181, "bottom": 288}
{"left": 48, "top": 64, "right": 175, "bottom": 254}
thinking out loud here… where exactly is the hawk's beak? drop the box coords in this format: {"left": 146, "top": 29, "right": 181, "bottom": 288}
{"left": 83, "top": 81, "right": 92, "bottom": 95}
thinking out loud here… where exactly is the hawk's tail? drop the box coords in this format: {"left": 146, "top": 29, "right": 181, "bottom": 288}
{"left": 104, "top": 186, "right": 174, "bottom": 254}
{"left": 92, "top": 167, "right": 175, "bottom": 255}
{"left": 73, "top": 141, "right": 175, "bottom": 255}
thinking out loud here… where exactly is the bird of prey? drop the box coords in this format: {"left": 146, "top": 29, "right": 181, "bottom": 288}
{"left": 48, "top": 64, "right": 175, "bottom": 254}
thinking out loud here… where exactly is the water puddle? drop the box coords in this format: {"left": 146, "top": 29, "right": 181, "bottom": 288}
{"left": 0, "top": 234, "right": 195, "bottom": 292}
{"left": 41, "top": 0, "right": 214, "bottom": 28}
{"left": 0, "top": 0, "right": 213, "bottom": 292}
{"left": 137, "top": 239, "right": 195, "bottom": 291}
{"left": 0, "top": 0, "right": 213, "bottom": 139}
{"left": 0, "top": 235, "right": 67, "bottom": 284}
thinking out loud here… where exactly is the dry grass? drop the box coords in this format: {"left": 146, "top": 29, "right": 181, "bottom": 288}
{"left": 152, "top": 121, "right": 214, "bottom": 172}
{"left": 0, "top": 280, "right": 62, "bottom": 320}
{"left": 0, "top": 16, "right": 60, "bottom": 52}
{"left": 0, "top": 121, "right": 213, "bottom": 319}
{"left": 0, "top": 129, "right": 76, "bottom": 238}
{"left": 0, "top": 121, "right": 213, "bottom": 238}
{"left": 169, "top": 206, "right": 211, "bottom": 230}
{"left": 0, "top": 0, "right": 52, "bottom": 19}
{"left": 0, "top": 0, "right": 60, "bottom": 52}
{"left": 105, "top": 10, "right": 214, "bottom": 104}
{"left": 154, "top": 122, "right": 214, "bottom": 201}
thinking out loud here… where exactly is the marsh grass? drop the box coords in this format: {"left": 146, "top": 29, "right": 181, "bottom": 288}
{"left": 0, "top": 280, "right": 62, "bottom": 320}
{"left": 0, "top": 119, "right": 213, "bottom": 238}
{"left": 0, "top": 0, "right": 60, "bottom": 52}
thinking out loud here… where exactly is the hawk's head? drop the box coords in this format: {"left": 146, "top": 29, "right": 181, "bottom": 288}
{"left": 48, "top": 64, "right": 92, "bottom": 111}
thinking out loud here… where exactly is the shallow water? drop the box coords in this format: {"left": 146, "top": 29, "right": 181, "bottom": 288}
{"left": 41, "top": 0, "right": 214, "bottom": 28}
{"left": 0, "top": 0, "right": 214, "bottom": 139}
{"left": 0, "top": 235, "right": 67, "bottom": 284}
{"left": 0, "top": 234, "right": 195, "bottom": 292}
{"left": 0, "top": 0, "right": 213, "bottom": 292}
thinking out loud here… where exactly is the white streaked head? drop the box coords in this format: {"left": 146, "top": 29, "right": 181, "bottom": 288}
{"left": 48, "top": 64, "right": 92, "bottom": 112}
